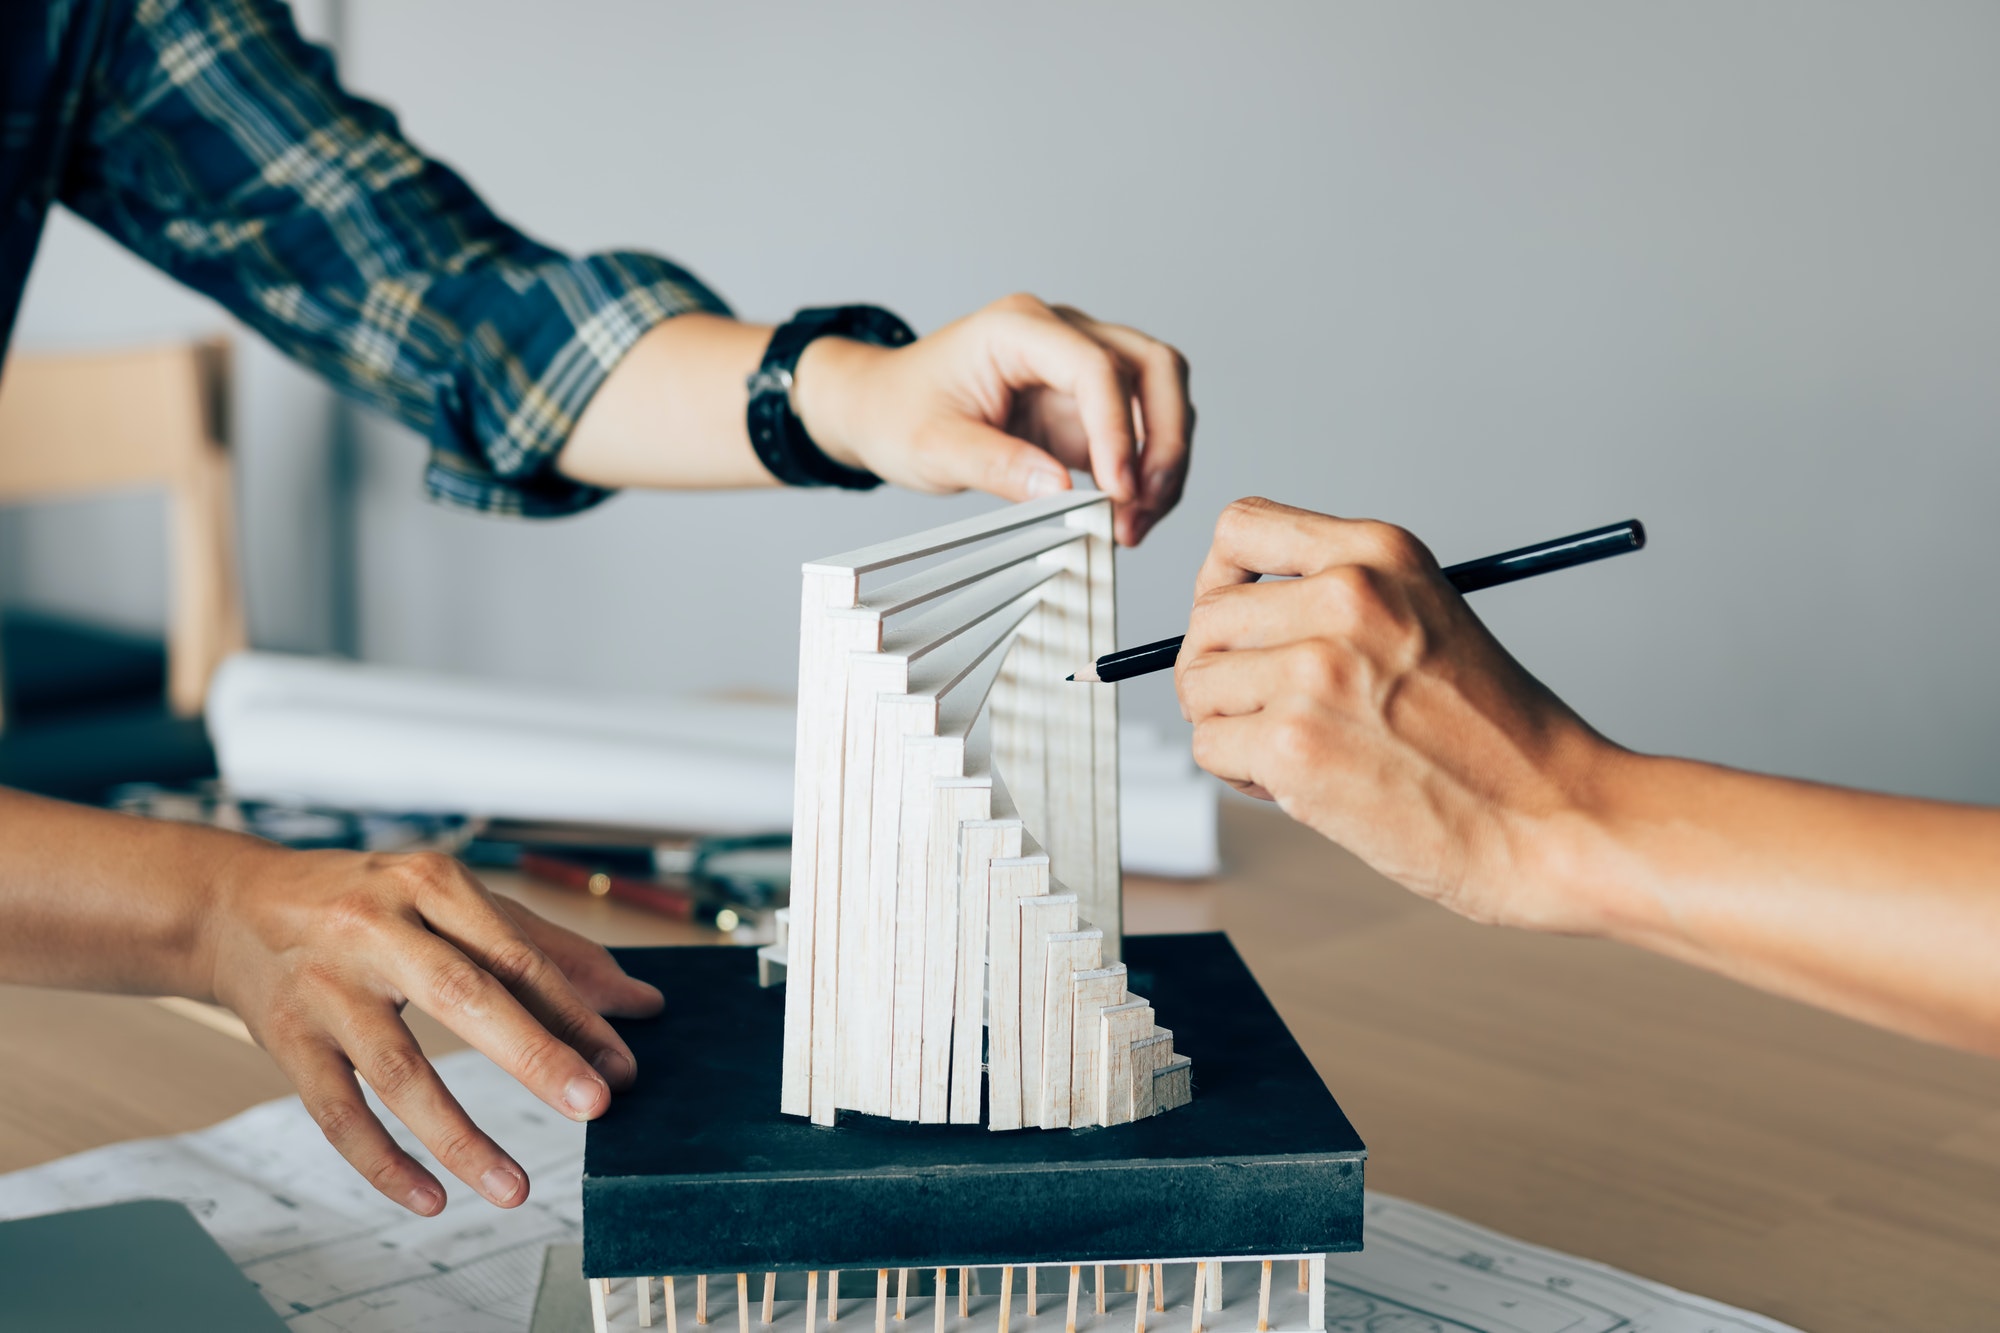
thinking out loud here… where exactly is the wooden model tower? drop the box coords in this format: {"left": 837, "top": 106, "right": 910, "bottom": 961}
{"left": 576, "top": 496, "right": 1368, "bottom": 1333}
{"left": 775, "top": 491, "right": 1190, "bottom": 1130}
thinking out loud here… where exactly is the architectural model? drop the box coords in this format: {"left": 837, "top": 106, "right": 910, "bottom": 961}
{"left": 772, "top": 490, "right": 1187, "bottom": 1129}
{"left": 578, "top": 498, "right": 1367, "bottom": 1333}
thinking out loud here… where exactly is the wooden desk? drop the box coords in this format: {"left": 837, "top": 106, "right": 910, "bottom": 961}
{"left": 5, "top": 803, "right": 1998, "bottom": 1330}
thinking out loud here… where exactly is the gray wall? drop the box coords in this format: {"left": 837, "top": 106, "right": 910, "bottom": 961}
{"left": 8, "top": 2, "right": 2000, "bottom": 802}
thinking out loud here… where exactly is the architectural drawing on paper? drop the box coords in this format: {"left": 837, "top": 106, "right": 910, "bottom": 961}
{"left": 766, "top": 491, "right": 1190, "bottom": 1130}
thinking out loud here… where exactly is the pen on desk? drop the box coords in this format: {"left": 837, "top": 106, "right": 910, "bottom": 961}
{"left": 1067, "top": 518, "right": 1646, "bottom": 683}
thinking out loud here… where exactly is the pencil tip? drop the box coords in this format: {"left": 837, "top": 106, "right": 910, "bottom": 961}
{"left": 1068, "top": 666, "right": 1102, "bottom": 684}
{"left": 1064, "top": 674, "right": 1075, "bottom": 681}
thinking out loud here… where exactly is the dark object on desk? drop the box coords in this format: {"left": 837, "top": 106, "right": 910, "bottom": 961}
{"left": 0, "top": 1198, "right": 286, "bottom": 1332}
{"left": 1070, "top": 517, "right": 1647, "bottom": 683}
{"left": 2, "top": 607, "right": 166, "bottom": 719}
{"left": 582, "top": 933, "right": 1365, "bottom": 1276}
{"left": 0, "top": 609, "right": 217, "bottom": 802}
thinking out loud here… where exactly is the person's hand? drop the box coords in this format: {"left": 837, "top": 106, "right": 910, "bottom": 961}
{"left": 1173, "top": 497, "right": 1616, "bottom": 931}
{"left": 793, "top": 294, "right": 1192, "bottom": 546}
{"left": 200, "top": 845, "right": 663, "bottom": 1216}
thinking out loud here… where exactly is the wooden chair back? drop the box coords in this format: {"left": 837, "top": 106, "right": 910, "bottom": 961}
{"left": 0, "top": 339, "right": 247, "bottom": 724}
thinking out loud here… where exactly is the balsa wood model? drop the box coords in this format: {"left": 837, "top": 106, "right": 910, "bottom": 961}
{"left": 577, "top": 505, "right": 1368, "bottom": 1333}
{"left": 766, "top": 491, "right": 1190, "bottom": 1130}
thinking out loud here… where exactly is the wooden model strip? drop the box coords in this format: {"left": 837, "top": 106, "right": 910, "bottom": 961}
{"left": 1130, "top": 1030, "right": 1173, "bottom": 1120}
{"left": 860, "top": 526, "right": 1078, "bottom": 636}
{"left": 1098, "top": 998, "right": 1154, "bottom": 1126}
{"left": 805, "top": 490, "right": 1102, "bottom": 577}
{"left": 890, "top": 735, "right": 965, "bottom": 1120}
{"left": 1068, "top": 964, "right": 1128, "bottom": 1128}
{"left": 810, "top": 610, "right": 884, "bottom": 1125}
{"left": 1070, "top": 501, "right": 1124, "bottom": 960}
{"left": 949, "top": 819, "right": 1022, "bottom": 1122}
{"left": 1037, "top": 928, "right": 1104, "bottom": 1127}
{"left": 1016, "top": 892, "right": 1080, "bottom": 1120}
{"left": 834, "top": 654, "right": 909, "bottom": 1110}
{"left": 877, "top": 541, "right": 1071, "bottom": 649}
{"left": 920, "top": 778, "right": 992, "bottom": 1120}
{"left": 905, "top": 597, "right": 1035, "bottom": 715}
{"left": 782, "top": 570, "right": 860, "bottom": 1117}
{"left": 779, "top": 575, "right": 833, "bottom": 1116}
{"left": 984, "top": 855, "right": 1050, "bottom": 1129}
{"left": 992, "top": 601, "right": 1050, "bottom": 859}
{"left": 1041, "top": 537, "right": 1099, "bottom": 949}
{"left": 1154, "top": 1054, "right": 1194, "bottom": 1113}
{"left": 856, "top": 695, "right": 934, "bottom": 1115}
{"left": 1017, "top": 893, "right": 1079, "bottom": 1122}
{"left": 882, "top": 575, "right": 1052, "bottom": 677}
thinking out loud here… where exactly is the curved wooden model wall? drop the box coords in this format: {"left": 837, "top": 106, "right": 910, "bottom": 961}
{"left": 779, "top": 493, "right": 1190, "bottom": 1129}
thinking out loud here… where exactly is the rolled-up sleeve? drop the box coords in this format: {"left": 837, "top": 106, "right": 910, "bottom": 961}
{"left": 60, "top": 0, "right": 729, "bottom": 517}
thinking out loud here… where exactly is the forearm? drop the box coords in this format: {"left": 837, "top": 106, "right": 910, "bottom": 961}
{"left": 555, "top": 314, "right": 904, "bottom": 490}
{"left": 1549, "top": 751, "right": 2000, "bottom": 1054}
{"left": 554, "top": 315, "right": 771, "bottom": 488}
{"left": 1177, "top": 499, "right": 2000, "bottom": 1059}
{"left": 0, "top": 787, "right": 256, "bottom": 999}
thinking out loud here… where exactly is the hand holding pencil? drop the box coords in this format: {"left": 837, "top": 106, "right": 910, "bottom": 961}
{"left": 1169, "top": 497, "right": 1637, "bottom": 933}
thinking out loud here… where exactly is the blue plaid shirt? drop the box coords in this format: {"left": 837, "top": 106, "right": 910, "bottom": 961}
{"left": 0, "top": 0, "right": 730, "bottom": 516}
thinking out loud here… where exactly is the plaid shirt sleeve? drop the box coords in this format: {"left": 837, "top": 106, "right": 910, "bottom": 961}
{"left": 58, "top": 0, "right": 731, "bottom": 517}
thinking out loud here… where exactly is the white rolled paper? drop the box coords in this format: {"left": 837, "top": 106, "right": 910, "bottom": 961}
{"left": 207, "top": 652, "right": 1218, "bottom": 874}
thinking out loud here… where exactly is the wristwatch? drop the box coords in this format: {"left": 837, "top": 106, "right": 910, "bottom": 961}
{"left": 745, "top": 304, "right": 916, "bottom": 490}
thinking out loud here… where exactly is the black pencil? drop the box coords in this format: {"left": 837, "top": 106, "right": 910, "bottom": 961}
{"left": 1067, "top": 518, "right": 1646, "bottom": 683}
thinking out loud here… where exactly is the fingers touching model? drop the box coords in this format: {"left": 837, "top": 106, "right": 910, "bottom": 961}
{"left": 559, "top": 295, "right": 1193, "bottom": 548}
{"left": 804, "top": 294, "right": 1194, "bottom": 547}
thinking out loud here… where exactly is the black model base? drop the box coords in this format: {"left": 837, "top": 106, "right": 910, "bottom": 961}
{"left": 582, "top": 933, "right": 1366, "bottom": 1276}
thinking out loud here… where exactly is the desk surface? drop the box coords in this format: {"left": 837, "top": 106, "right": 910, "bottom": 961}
{"left": 5, "top": 801, "right": 1998, "bottom": 1331}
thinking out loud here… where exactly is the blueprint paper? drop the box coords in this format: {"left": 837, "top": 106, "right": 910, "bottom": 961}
{"left": 0, "top": 1050, "right": 580, "bottom": 1332}
{"left": 1323, "top": 1198, "right": 1801, "bottom": 1333}
{"left": 0, "top": 1050, "right": 1797, "bottom": 1333}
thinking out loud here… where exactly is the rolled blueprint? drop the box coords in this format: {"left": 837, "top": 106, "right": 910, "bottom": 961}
{"left": 207, "top": 653, "right": 1218, "bottom": 874}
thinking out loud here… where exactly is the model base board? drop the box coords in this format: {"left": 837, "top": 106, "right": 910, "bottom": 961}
{"left": 583, "top": 937, "right": 1364, "bottom": 1278}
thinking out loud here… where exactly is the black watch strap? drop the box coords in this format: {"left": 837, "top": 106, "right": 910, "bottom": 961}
{"left": 746, "top": 305, "right": 916, "bottom": 490}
